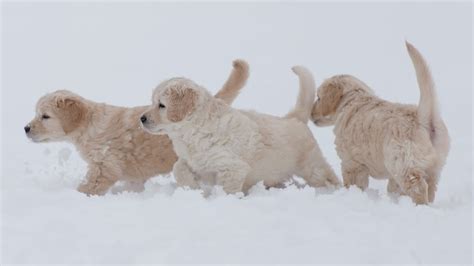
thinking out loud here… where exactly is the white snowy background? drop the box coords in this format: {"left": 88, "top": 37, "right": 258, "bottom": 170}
{"left": 1, "top": 2, "right": 472, "bottom": 264}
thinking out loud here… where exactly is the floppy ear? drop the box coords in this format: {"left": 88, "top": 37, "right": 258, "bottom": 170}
{"left": 317, "top": 85, "right": 343, "bottom": 117}
{"left": 55, "top": 96, "right": 86, "bottom": 133}
{"left": 167, "top": 88, "right": 198, "bottom": 122}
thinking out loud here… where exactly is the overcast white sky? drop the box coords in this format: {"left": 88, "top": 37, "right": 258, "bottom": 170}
{"left": 2, "top": 2, "right": 471, "bottom": 170}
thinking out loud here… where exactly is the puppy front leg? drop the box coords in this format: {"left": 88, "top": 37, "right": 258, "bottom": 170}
{"left": 341, "top": 160, "right": 369, "bottom": 190}
{"left": 173, "top": 159, "right": 200, "bottom": 189}
{"left": 124, "top": 180, "right": 146, "bottom": 192}
{"left": 77, "top": 166, "right": 117, "bottom": 196}
{"left": 215, "top": 160, "right": 250, "bottom": 194}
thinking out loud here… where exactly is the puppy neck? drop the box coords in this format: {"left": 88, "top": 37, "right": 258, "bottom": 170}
{"left": 186, "top": 96, "right": 230, "bottom": 125}
{"left": 167, "top": 98, "right": 231, "bottom": 140}
{"left": 66, "top": 101, "right": 99, "bottom": 144}
{"left": 337, "top": 88, "right": 374, "bottom": 113}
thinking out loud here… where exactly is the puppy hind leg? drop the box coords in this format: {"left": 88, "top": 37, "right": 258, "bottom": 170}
{"left": 426, "top": 175, "right": 438, "bottom": 203}
{"left": 298, "top": 147, "right": 341, "bottom": 188}
{"left": 394, "top": 171, "right": 429, "bottom": 205}
{"left": 215, "top": 160, "right": 250, "bottom": 194}
{"left": 306, "top": 164, "right": 340, "bottom": 188}
{"left": 384, "top": 142, "right": 429, "bottom": 204}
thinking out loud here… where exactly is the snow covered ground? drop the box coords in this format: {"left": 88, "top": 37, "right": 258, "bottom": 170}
{"left": 2, "top": 2, "right": 472, "bottom": 264}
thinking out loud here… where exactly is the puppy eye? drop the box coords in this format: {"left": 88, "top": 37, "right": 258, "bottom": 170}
{"left": 158, "top": 103, "right": 165, "bottom": 109}
{"left": 42, "top": 114, "right": 50, "bottom": 119}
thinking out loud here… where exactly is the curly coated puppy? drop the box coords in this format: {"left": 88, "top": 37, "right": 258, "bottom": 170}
{"left": 141, "top": 66, "right": 340, "bottom": 194}
{"left": 311, "top": 42, "right": 450, "bottom": 204}
{"left": 25, "top": 60, "right": 250, "bottom": 195}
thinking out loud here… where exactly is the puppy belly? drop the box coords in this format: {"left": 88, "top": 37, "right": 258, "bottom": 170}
{"left": 197, "top": 171, "right": 217, "bottom": 186}
{"left": 367, "top": 165, "right": 389, "bottom": 179}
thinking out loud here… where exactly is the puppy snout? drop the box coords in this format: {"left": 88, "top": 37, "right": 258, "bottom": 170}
{"left": 24, "top": 125, "right": 31, "bottom": 133}
{"left": 140, "top": 115, "right": 147, "bottom": 124}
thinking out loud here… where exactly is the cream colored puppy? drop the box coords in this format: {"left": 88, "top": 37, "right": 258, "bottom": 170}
{"left": 25, "top": 60, "right": 249, "bottom": 195}
{"left": 311, "top": 42, "right": 450, "bottom": 204}
{"left": 141, "top": 67, "right": 340, "bottom": 194}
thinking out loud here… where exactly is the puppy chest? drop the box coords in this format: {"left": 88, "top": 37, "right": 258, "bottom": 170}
{"left": 82, "top": 142, "right": 119, "bottom": 163}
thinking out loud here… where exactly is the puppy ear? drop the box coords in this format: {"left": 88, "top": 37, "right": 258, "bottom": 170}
{"left": 316, "top": 84, "right": 343, "bottom": 117}
{"left": 167, "top": 88, "right": 198, "bottom": 122}
{"left": 55, "top": 96, "right": 86, "bottom": 133}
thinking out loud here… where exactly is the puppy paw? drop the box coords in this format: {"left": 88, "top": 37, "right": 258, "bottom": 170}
{"left": 77, "top": 182, "right": 97, "bottom": 196}
{"left": 77, "top": 179, "right": 112, "bottom": 196}
{"left": 221, "top": 181, "right": 244, "bottom": 195}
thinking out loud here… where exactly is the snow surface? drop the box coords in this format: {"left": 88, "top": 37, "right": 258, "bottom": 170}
{"left": 2, "top": 2, "right": 472, "bottom": 264}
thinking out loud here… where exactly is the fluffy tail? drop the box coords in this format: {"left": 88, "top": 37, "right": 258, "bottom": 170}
{"left": 214, "top": 59, "right": 249, "bottom": 104}
{"left": 285, "top": 66, "right": 316, "bottom": 122}
{"left": 406, "top": 41, "right": 450, "bottom": 161}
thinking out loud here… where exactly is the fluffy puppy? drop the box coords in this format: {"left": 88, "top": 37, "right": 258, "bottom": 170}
{"left": 141, "top": 66, "right": 340, "bottom": 194}
{"left": 25, "top": 60, "right": 250, "bottom": 195}
{"left": 311, "top": 42, "right": 450, "bottom": 204}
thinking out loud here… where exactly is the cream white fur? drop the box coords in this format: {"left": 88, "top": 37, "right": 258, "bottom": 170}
{"left": 311, "top": 42, "right": 450, "bottom": 204}
{"left": 25, "top": 60, "right": 249, "bottom": 195}
{"left": 142, "top": 67, "right": 340, "bottom": 194}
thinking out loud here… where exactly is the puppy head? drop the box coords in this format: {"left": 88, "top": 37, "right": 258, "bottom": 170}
{"left": 141, "top": 78, "right": 209, "bottom": 134}
{"left": 25, "top": 90, "right": 88, "bottom": 142}
{"left": 312, "top": 75, "right": 373, "bottom": 127}
{"left": 311, "top": 79, "right": 344, "bottom": 127}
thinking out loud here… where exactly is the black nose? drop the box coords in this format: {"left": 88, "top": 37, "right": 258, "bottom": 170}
{"left": 24, "top": 125, "right": 31, "bottom": 133}
{"left": 140, "top": 115, "right": 147, "bottom": 123}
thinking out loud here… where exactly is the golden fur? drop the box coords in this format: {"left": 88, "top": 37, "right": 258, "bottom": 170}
{"left": 141, "top": 66, "right": 340, "bottom": 194}
{"left": 311, "top": 42, "right": 450, "bottom": 204}
{"left": 25, "top": 60, "right": 249, "bottom": 195}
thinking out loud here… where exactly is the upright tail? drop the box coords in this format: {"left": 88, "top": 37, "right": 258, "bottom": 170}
{"left": 285, "top": 66, "right": 316, "bottom": 122}
{"left": 214, "top": 59, "right": 249, "bottom": 104}
{"left": 406, "top": 41, "right": 450, "bottom": 162}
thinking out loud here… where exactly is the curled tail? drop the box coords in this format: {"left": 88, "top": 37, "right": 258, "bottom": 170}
{"left": 406, "top": 41, "right": 450, "bottom": 161}
{"left": 214, "top": 59, "right": 249, "bottom": 104}
{"left": 285, "top": 66, "right": 316, "bottom": 122}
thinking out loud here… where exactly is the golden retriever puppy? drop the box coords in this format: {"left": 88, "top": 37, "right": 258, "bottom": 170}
{"left": 141, "top": 66, "right": 340, "bottom": 194}
{"left": 311, "top": 42, "right": 450, "bottom": 204}
{"left": 25, "top": 60, "right": 250, "bottom": 195}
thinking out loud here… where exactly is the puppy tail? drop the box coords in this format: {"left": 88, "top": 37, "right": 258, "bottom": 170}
{"left": 406, "top": 41, "right": 450, "bottom": 161}
{"left": 285, "top": 66, "right": 316, "bottom": 123}
{"left": 214, "top": 59, "right": 250, "bottom": 104}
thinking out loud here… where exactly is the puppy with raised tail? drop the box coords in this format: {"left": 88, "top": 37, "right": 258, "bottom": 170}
{"left": 311, "top": 42, "right": 450, "bottom": 204}
{"left": 25, "top": 60, "right": 249, "bottom": 195}
{"left": 141, "top": 66, "right": 340, "bottom": 194}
